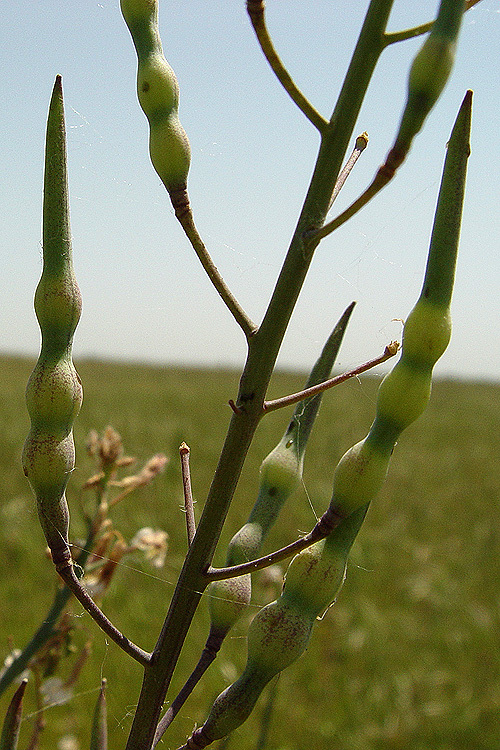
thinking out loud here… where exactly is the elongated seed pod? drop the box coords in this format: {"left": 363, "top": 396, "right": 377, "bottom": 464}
{"left": 183, "top": 508, "right": 366, "bottom": 749}
{"left": 387, "top": 0, "right": 466, "bottom": 171}
{"left": 120, "top": 0, "right": 191, "bottom": 194}
{"left": 328, "top": 90, "right": 472, "bottom": 522}
{"left": 22, "top": 77, "right": 82, "bottom": 571}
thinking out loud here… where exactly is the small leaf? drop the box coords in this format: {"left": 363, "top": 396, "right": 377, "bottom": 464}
{"left": 0, "top": 679, "right": 27, "bottom": 750}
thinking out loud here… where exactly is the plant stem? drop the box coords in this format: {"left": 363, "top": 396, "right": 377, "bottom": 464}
{"left": 125, "top": 3, "right": 395, "bottom": 747}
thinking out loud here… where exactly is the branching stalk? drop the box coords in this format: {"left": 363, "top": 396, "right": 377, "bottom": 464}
{"left": 125, "top": 3, "right": 395, "bottom": 747}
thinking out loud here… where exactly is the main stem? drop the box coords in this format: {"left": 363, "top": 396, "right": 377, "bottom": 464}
{"left": 125, "top": 2, "right": 394, "bottom": 746}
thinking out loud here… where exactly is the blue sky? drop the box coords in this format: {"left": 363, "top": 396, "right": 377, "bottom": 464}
{"left": 1, "top": 1, "right": 499, "bottom": 380}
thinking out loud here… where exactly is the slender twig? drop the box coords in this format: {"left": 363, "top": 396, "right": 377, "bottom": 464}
{"left": 153, "top": 632, "right": 223, "bottom": 747}
{"left": 384, "top": 0, "right": 483, "bottom": 46}
{"left": 169, "top": 188, "right": 256, "bottom": 339}
{"left": 246, "top": 0, "right": 328, "bottom": 132}
{"left": 180, "top": 443, "right": 196, "bottom": 546}
{"left": 205, "top": 505, "right": 344, "bottom": 582}
{"left": 328, "top": 133, "right": 369, "bottom": 212}
{"left": 0, "top": 524, "right": 97, "bottom": 697}
{"left": 305, "top": 157, "right": 397, "bottom": 244}
{"left": 263, "top": 342, "right": 399, "bottom": 414}
{"left": 57, "top": 564, "right": 151, "bottom": 667}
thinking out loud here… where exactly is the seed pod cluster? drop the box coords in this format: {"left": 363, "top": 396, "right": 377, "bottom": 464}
{"left": 387, "top": 0, "right": 466, "bottom": 171}
{"left": 183, "top": 507, "right": 366, "bottom": 749}
{"left": 208, "top": 305, "right": 354, "bottom": 636}
{"left": 327, "top": 89, "right": 471, "bottom": 523}
{"left": 22, "top": 77, "right": 82, "bottom": 571}
{"left": 183, "top": 92, "right": 471, "bottom": 749}
{"left": 120, "top": 0, "right": 191, "bottom": 196}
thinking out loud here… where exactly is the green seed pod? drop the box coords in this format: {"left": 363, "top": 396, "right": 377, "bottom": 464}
{"left": 137, "top": 53, "right": 178, "bottom": 117}
{"left": 121, "top": 0, "right": 191, "bottom": 194}
{"left": 283, "top": 504, "right": 367, "bottom": 617}
{"left": 330, "top": 437, "right": 391, "bottom": 518}
{"left": 389, "top": 0, "right": 466, "bottom": 168}
{"left": 148, "top": 112, "right": 191, "bottom": 193}
{"left": 226, "top": 522, "right": 264, "bottom": 566}
{"left": 185, "top": 509, "right": 366, "bottom": 749}
{"left": 207, "top": 574, "right": 252, "bottom": 639}
{"left": 22, "top": 77, "right": 82, "bottom": 571}
{"left": 326, "top": 90, "right": 472, "bottom": 523}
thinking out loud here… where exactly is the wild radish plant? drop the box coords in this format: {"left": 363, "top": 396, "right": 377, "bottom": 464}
{"left": 2, "top": 1, "right": 482, "bottom": 748}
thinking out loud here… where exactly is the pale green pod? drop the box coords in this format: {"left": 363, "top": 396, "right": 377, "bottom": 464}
{"left": 207, "top": 574, "right": 252, "bottom": 638}
{"left": 121, "top": 0, "right": 191, "bottom": 194}
{"left": 326, "top": 92, "right": 472, "bottom": 522}
{"left": 401, "top": 299, "right": 451, "bottom": 366}
{"left": 186, "top": 603, "right": 313, "bottom": 749}
{"left": 246, "top": 599, "right": 313, "bottom": 674}
{"left": 25, "top": 358, "right": 82, "bottom": 430}
{"left": 331, "top": 437, "right": 391, "bottom": 518}
{"left": 375, "top": 363, "right": 432, "bottom": 433}
{"left": 137, "top": 53, "right": 178, "bottom": 118}
{"left": 23, "top": 77, "right": 81, "bottom": 570}
{"left": 148, "top": 112, "right": 191, "bottom": 192}
{"left": 390, "top": 0, "right": 466, "bottom": 165}
{"left": 282, "top": 537, "right": 346, "bottom": 616}
{"left": 226, "top": 522, "right": 264, "bottom": 566}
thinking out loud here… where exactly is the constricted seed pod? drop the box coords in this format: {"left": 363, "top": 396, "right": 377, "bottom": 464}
{"left": 388, "top": 0, "right": 466, "bottom": 170}
{"left": 121, "top": 0, "right": 191, "bottom": 194}
{"left": 207, "top": 574, "right": 252, "bottom": 640}
{"left": 22, "top": 77, "right": 82, "bottom": 571}
{"left": 183, "top": 508, "right": 366, "bottom": 749}
{"left": 326, "top": 90, "right": 472, "bottom": 522}
{"left": 204, "top": 307, "right": 353, "bottom": 684}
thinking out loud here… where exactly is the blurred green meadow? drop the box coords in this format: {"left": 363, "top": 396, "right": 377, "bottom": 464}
{"left": 1, "top": 354, "right": 499, "bottom": 750}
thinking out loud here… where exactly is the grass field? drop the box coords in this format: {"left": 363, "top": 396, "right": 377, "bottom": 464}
{"left": 1, "top": 354, "right": 499, "bottom": 750}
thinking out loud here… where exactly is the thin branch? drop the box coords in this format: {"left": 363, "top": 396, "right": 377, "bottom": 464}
{"left": 384, "top": 0, "right": 483, "bottom": 45}
{"left": 180, "top": 443, "right": 196, "bottom": 546}
{"left": 328, "top": 133, "right": 369, "bottom": 212}
{"left": 153, "top": 631, "right": 223, "bottom": 747}
{"left": 263, "top": 342, "right": 399, "bottom": 414}
{"left": 305, "top": 158, "right": 397, "bottom": 244}
{"left": 169, "top": 187, "right": 256, "bottom": 340}
{"left": 57, "top": 564, "right": 151, "bottom": 667}
{"left": 205, "top": 505, "right": 344, "bottom": 581}
{"left": 246, "top": 0, "right": 328, "bottom": 132}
